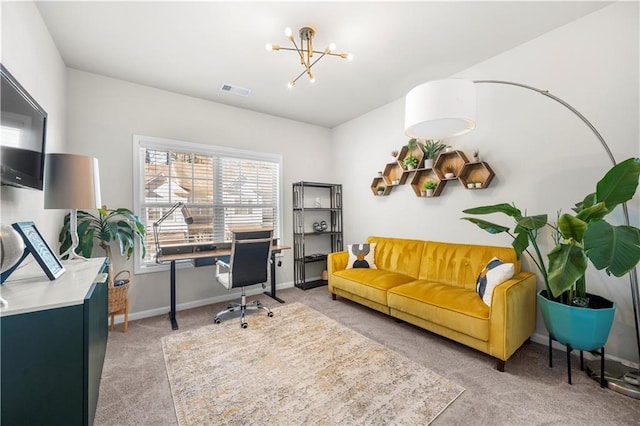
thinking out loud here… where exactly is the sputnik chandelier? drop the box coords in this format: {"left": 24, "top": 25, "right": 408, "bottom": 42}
{"left": 266, "top": 26, "right": 353, "bottom": 88}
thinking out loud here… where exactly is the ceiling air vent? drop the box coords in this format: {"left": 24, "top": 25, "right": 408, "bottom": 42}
{"left": 219, "top": 83, "right": 250, "bottom": 97}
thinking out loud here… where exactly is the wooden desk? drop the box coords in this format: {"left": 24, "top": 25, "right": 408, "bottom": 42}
{"left": 156, "top": 244, "right": 289, "bottom": 330}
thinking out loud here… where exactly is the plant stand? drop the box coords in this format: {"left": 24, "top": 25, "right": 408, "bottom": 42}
{"left": 548, "top": 334, "right": 606, "bottom": 388}
{"left": 109, "top": 270, "right": 130, "bottom": 332}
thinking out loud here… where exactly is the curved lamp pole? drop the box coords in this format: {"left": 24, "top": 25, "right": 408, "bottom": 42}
{"left": 405, "top": 78, "right": 640, "bottom": 397}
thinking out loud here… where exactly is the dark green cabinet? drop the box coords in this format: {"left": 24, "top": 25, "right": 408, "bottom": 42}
{"left": 1, "top": 258, "right": 108, "bottom": 426}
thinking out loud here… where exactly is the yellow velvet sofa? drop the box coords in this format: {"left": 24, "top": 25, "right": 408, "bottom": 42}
{"left": 327, "top": 236, "right": 537, "bottom": 371}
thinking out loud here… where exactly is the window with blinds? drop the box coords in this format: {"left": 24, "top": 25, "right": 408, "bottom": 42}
{"left": 133, "top": 135, "right": 282, "bottom": 271}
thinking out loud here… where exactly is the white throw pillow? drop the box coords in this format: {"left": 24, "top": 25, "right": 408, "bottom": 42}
{"left": 476, "top": 257, "right": 514, "bottom": 306}
{"left": 346, "top": 243, "right": 377, "bottom": 269}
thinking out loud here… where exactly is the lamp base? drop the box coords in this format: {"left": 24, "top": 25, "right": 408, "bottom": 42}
{"left": 585, "top": 359, "right": 640, "bottom": 399}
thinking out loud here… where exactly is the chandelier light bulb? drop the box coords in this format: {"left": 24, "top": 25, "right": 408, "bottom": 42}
{"left": 269, "top": 26, "right": 351, "bottom": 89}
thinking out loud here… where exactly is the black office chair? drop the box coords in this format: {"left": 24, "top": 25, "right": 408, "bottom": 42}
{"left": 213, "top": 229, "right": 274, "bottom": 328}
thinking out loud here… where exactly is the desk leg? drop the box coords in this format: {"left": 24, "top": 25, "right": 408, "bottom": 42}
{"left": 170, "top": 260, "right": 179, "bottom": 330}
{"left": 265, "top": 253, "right": 285, "bottom": 304}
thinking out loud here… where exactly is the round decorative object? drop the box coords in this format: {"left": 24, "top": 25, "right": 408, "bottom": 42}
{"left": 0, "top": 225, "right": 25, "bottom": 273}
{"left": 313, "top": 221, "right": 328, "bottom": 233}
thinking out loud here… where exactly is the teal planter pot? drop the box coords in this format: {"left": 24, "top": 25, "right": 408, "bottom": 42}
{"left": 537, "top": 290, "right": 616, "bottom": 351}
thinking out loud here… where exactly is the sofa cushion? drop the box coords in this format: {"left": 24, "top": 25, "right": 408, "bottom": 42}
{"left": 332, "top": 268, "right": 416, "bottom": 307}
{"left": 418, "top": 242, "right": 520, "bottom": 291}
{"left": 346, "top": 243, "right": 377, "bottom": 269}
{"left": 366, "top": 236, "right": 425, "bottom": 279}
{"left": 388, "top": 281, "right": 490, "bottom": 341}
{"left": 476, "top": 257, "right": 515, "bottom": 306}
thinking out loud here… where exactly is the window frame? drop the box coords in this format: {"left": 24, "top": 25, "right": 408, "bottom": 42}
{"left": 132, "top": 134, "right": 283, "bottom": 274}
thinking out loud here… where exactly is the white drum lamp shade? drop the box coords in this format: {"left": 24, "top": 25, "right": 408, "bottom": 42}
{"left": 44, "top": 153, "right": 102, "bottom": 210}
{"left": 404, "top": 79, "right": 477, "bottom": 139}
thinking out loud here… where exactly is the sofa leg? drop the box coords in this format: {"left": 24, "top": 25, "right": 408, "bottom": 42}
{"left": 331, "top": 293, "right": 336, "bottom": 300}
{"left": 496, "top": 360, "right": 505, "bottom": 372}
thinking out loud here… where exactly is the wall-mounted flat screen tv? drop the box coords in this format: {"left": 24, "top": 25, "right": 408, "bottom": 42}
{"left": 1, "top": 64, "right": 48, "bottom": 190}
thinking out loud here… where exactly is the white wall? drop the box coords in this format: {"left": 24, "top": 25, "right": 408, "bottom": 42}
{"left": 331, "top": 2, "right": 639, "bottom": 364}
{"left": 66, "top": 69, "right": 333, "bottom": 315}
{"left": 0, "top": 1, "right": 68, "bottom": 242}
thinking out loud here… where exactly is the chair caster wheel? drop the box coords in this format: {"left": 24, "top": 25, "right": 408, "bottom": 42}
{"left": 214, "top": 317, "right": 221, "bottom": 324}
{"left": 241, "top": 322, "right": 248, "bottom": 329}
{"left": 268, "top": 312, "right": 274, "bottom": 317}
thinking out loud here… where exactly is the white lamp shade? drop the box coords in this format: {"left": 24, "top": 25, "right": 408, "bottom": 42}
{"left": 404, "top": 79, "right": 477, "bottom": 139}
{"left": 44, "top": 153, "right": 102, "bottom": 209}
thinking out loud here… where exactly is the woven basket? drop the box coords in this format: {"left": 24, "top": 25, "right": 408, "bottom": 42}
{"left": 109, "top": 270, "right": 130, "bottom": 315}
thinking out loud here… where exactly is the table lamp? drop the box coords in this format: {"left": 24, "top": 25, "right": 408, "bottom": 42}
{"left": 44, "top": 153, "right": 102, "bottom": 260}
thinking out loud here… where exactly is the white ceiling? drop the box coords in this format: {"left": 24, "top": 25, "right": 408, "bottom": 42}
{"left": 35, "top": 1, "right": 611, "bottom": 128}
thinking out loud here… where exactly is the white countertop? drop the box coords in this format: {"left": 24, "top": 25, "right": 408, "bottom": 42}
{"left": 0, "top": 257, "right": 107, "bottom": 317}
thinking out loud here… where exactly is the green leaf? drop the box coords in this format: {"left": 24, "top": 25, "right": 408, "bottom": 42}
{"left": 575, "top": 201, "right": 609, "bottom": 223}
{"left": 515, "top": 214, "right": 547, "bottom": 231}
{"left": 595, "top": 157, "right": 640, "bottom": 211}
{"left": 460, "top": 218, "right": 509, "bottom": 234}
{"left": 547, "top": 242, "right": 587, "bottom": 298}
{"left": 584, "top": 220, "right": 640, "bottom": 277}
{"left": 557, "top": 214, "right": 587, "bottom": 241}
{"left": 462, "top": 203, "right": 522, "bottom": 218}
{"left": 511, "top": 230, "right": 530, "bottom": 260}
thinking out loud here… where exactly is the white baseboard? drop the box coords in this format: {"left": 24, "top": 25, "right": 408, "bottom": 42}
{"left": 530, "top": 332, "right": 639, "bottom": 369}
{"left": 112, "top": 281, "right": 295, "bottom": 324}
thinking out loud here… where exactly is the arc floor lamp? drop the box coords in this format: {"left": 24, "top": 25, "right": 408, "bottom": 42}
{"left": 404, "top": 78, "right": 640, "bottom": 398}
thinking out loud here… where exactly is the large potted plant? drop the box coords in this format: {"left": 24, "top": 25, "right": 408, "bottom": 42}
{"left": 461, "top": 157, "right": 640, "bottom": 351}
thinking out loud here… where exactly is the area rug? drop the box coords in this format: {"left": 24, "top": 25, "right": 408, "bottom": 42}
{"left": 161, "top": 302, "right": 464, "bottom": 425}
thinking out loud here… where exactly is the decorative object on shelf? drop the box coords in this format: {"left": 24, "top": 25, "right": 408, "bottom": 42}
{"left": 266, "top": 26, "right": 353, "bottom": 88}
{"left": 404, "top": 78, "right": 640, "bottom": 395}
{"left": 44, "top": 153, "right": 102, "bottom": 261}
{"left": 377, "top": 171, "right": 382, "bottom": 177}
{"left": 473, "top": 149, "right": 480, "bottom": 162}
{"left": 444, "top": 166, "right": 455, "bottom": 179}
{"left": 467, "top": 182, "right": 475, "bottom": 189}
{"left": 421, "top": 139, "right": 448, "bottom": 168}
{"left": 314, "top": 197, "right": 322, "bottom": 208}
{"left": 376, "top": 186, "right": 385, "bottom": 195}
{"left": 475, "top": 182, "right": 482, "bottom": 188}
{"left": 403, "top": 154, "right": 419, "bottom": 170}
{"left": 423, "top": 180, "right": 437, "bottom": 197}
{"left": 1, "top": 222, "right": 65, "bottom": 282}
{"left": 313, "top": 221, "right": 328, "bottom": 233}
{"left": 391, "top": 150, "right": 399, "bottom": 158}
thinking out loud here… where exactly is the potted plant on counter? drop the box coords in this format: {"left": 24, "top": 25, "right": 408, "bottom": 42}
{"left": 59, "top": 206, "right": 147, "bottom": 331}
{"left": 461, "top": 157, "right": 640, "bottom": 353}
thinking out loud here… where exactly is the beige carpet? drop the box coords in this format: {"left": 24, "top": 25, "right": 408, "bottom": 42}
{"left": 161, "top": 302, "right": 464, "bottom": 425}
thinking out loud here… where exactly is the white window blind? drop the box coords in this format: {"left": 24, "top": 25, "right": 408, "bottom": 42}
{"left": 133, "top": 135, "right": 282, "bottom": 272}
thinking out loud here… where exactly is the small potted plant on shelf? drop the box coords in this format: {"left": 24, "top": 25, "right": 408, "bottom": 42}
{"left": 467, "top": 181, "right": 476, "bottom": 189}
{"left": 391, "top": 149, "right": 399, "bottom": 158}
{"left": 376, "top": 186, "right": 385, "bottom": 196}
{"left": 421, "top": 139, "right": 448, "bottom": 168}
{"left": 423, "top": 180, "right": 437, "bottom": 197}
{"left": 403, "top": 154, "right": 419, "bottom": 170}
{"left": 473, "top": 149, "right": 480, "bottom": 162}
